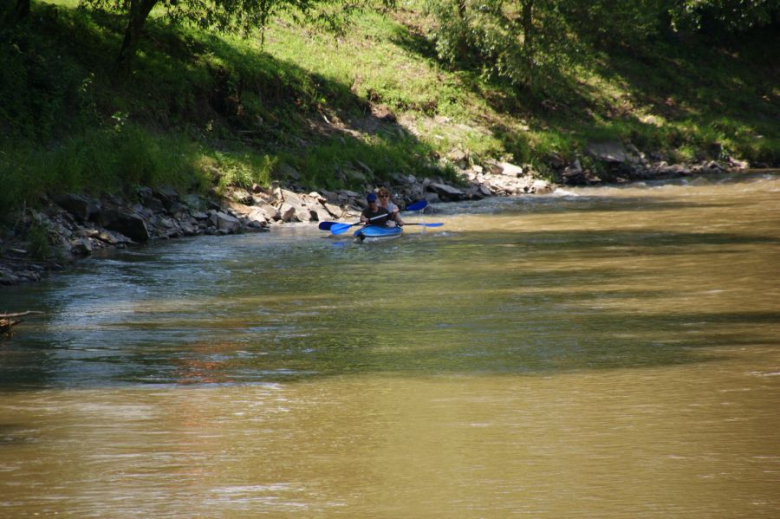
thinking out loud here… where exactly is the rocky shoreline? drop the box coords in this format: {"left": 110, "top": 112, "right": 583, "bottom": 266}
{"left": 0, "top": 145, "right": 752, "bottom": 288}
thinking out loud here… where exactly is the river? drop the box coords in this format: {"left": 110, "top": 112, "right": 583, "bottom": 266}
{"left": 1, "top": 173, "right": 779, "bottom": 517}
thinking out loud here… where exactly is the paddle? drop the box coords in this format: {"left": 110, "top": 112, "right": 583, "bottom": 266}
{"left": 332, "top": 219, "right": 443, "bottom": 236}
{"left": 330, "top": 216, "right": 381, "bottom": 236}
{"left": 327, "top": 200, "right": 429, "bottom": 235}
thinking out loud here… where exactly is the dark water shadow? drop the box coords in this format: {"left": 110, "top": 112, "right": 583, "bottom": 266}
{"left": 3, "top": 287, "right": 777, "bottom": 390}
{"left": 0, "top": 423, "right": 35, "bottom": 446}
{"left": 1, "top": 223, "right": 778, "bottom": 391}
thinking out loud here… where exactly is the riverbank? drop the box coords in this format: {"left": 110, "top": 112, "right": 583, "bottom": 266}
{"left": 0, "top": 159, "right": 547, "bottom": 287}
{"left": 0, "top": 152, "right": 753, "bottom": 290}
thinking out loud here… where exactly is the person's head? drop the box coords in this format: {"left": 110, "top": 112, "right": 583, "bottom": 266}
{"left": 377, "top": 188, "right": 391, "bottom": 204}
{"left": 366, "top": 192, "right": 378, "bottom": 206}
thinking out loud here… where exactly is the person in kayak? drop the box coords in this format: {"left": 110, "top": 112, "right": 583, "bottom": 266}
{"left": 361, "top": 193, "right": 391, "bottom": 227}
{"left": 377, "top": 187, "right": 404, "bottom": 227}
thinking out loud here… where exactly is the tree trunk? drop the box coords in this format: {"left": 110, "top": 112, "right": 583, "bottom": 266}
{"left": 15, "top": 0, "right": 31, "bottom": 20}
{"left": 521, "top": 0, "right": 534, "bottom": 52}
{"left": 520, "top": 0, "right": 535, "bottom": 72}
{"left": 115, "top": 0, "right": 159, "bottom": 72}
{"left": 454, "top": 0, "right": 469, "bottom": 63}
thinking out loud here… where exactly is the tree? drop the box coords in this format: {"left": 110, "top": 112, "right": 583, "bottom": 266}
{"left": 16, "top": 0, "right": 30, "bottom": 20}
{"left": 81, "top": 0, "right": 355, "bottom": 71}
{"left": 668, "top": 0, "right": 780, "bottom": 35}
{"left": 561, "top": 1, "right": 668, "bottom": 48}
{"left": 425, "top": 0, "right": 576, "bottom": 88}
{"left": 1, "top": 0, "right": 31, "bottom": 22}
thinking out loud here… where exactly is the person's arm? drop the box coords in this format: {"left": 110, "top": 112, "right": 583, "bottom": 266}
{"left": 391, "top": 203, "right": 403, "bottom": 225}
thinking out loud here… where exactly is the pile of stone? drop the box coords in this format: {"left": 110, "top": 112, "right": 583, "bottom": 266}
{"left": 558, "top": 141, "right": 750, "bottom": 185}
{"left": 0, "top": 161, "right": 554, "bottom": 286}
{"left": 224, "top": 160, "right": 555, "bottom": 228}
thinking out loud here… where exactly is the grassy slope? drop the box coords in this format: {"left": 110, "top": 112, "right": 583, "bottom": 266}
{"left": 1, "top": 1, "right": 778, "bottom": 220}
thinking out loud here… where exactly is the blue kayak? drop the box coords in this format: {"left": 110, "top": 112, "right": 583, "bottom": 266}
{"left": 354, "top": 225, "right": 403, "bottom": 242}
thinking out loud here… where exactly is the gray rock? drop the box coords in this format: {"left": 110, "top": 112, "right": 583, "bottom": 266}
{"left": 213, "top": 212, "right": 241, "bottom": 233}
{"left": 498, "top": 162, "right": 524, "bottom": 177}
{"left": 228, "top": 188, "right": 254, "bottom": 205}
{"left": 155, "top": 186, "right": 180, "bottom": 203}
{"left": 70, "top": 238, "right": 93, "bottom": 256}
{"left": 530, "top": 179, "right": 554, "bottom": 194}
{"left": 54, "top": 194, "right": 101, "bottom": 223}
{"left": 180, "top": 220, "right": 197, "bottom": 235}
{"left": 244, "top": 207, "right": 270, "bottom": 225}
{"left": 479, "top": 184, "right": 494, "bottom": 197}
{"left": 428, "top": 183, "right": 465, "bottom": 201}
{"left": 280, "top": 204, "right": 298, "bottom": 223}
{"left": 585, "top": 142, "right": 629, "bottom": 163}
{"left": 182, "top": 194, "right": 208, "bottom": 211}
{"left": 308, "top": 205, "right": 332, "bottom": 222}
{"left": 99, "top": 210, "right": 150, "bottom": 242}
{"left": 323, "top": 203, "right": 343, "bottom": 219}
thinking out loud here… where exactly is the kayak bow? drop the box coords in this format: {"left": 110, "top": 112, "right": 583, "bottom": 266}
{"left": 354, "top": 225, "right": 403, "bottom": 242}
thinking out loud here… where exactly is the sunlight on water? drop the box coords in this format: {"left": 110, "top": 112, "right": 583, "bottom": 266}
{"left": 1, "top": 173, "right": 779, "bottom": 517}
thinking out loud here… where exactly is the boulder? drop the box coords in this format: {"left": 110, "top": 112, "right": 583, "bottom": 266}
{"left": 54, "top": 194, "right": 101, "bottom": 223}
{"left": 182, "top": 194, "right": 208, "bottom": 212}
{"left": 427, "top": 182, "right": 461, "bottom": 197}
{"left": 323, "top": 203, "right": 344, "bottom": 219}
{"left": 70, "top": 238, "right": 93, "bottom": 256}
{"left": 256, "top": 201, "right": 281, "bottom": 221}
{"left": 483, "top": 160, "right": 504, "bottom": 175}
{"left": 585, "top": 142, "right": 629, "bottom": 163}
{"left": 498, "top": 162, "right": 524, "bottom": 177}
{"left": 280, "top": 204, "right": 298, "bottom": 223}
{"left": 99, "top": 209, "right": 150, "bottom": 242}
{"left": 228, "top": 188, "right": 254, "bottom": 205}
{"left": 153, "top": 186, "right": 181, "bottom": 213}
{"left": 244, "top": 207, "right": 270, "bottom": 226}
{"left": 530, "top": 179, "right": 554, "bottom": 194}
{"left": 211, "top": 211, "right": 241, "bottom": 233}
{"left": 180, "top": 220, "right": 197, "bottom": 236}
{"left": 308, "top": 205, "right": 333, "bottom": 222}
{"left": 96, "top": 230, "right": 131, "bottom": 245}
{"left": 280, "top": 189, "right": 303, "bottom": 207}
{"left": 478, "top": 184, "right": 494, "bottom": 197}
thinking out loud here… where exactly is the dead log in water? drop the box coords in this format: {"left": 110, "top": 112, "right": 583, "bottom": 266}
{"left": 0, "top": 311, "right": 44, "bottom": 337}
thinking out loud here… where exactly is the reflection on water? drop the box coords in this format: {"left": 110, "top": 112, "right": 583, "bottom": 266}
{"left": 1, "top": 174, "right": 779, "bottom": 517}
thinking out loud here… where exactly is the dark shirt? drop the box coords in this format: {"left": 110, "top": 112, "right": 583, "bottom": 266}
{"left": 361, "top": 206, "right": 390, "bottom": 226}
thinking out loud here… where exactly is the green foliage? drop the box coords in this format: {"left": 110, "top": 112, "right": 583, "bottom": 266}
{"left": 562, "top": 0, "right": 668, "bottom": 48}
{"left": 283, "top": 133, "right": 440, "bottom": 189}
{"left": 424, "top": 0, "right": 579, "bottom": 90}
{"left": 209, "top": 151, "right": 275, "bottom": 191}
{"left": 0, "top": 124, "right": 208, "bottom": 219}
{"left": 26, "top": 219, "right": 52, "bottom": 260}
{"left": 80, "top": 0, "right": 373, "bottom": 67}
{"left": 668, "top": 0, "right": 780, "bottom": 35}
{"left": 0, "top": 0, "right": 778, "bottom": 229}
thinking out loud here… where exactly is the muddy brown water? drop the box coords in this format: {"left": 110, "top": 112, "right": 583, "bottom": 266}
{"left": 1, "top": 173, "right": 779, "bottom": 517}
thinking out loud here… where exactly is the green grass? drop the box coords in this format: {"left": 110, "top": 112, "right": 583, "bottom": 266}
{"left": 0, "top": 0, "right": 778, "bottom": 222}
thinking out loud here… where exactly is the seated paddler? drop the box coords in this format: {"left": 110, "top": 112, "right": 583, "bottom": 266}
{"left": 361, "top": 192, "right": 391, "bottom": 227}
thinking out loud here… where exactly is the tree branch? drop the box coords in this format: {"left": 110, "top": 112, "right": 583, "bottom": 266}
{"left": 0, "top": 311, "right": 45, "bottom": 318}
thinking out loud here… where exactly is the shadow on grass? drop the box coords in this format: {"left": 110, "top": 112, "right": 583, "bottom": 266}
{"left": 0, "top": 2, "right": 439, "bottom": 196}
{"left": 388, "top": 11, "right": 780, "bottom": 164}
